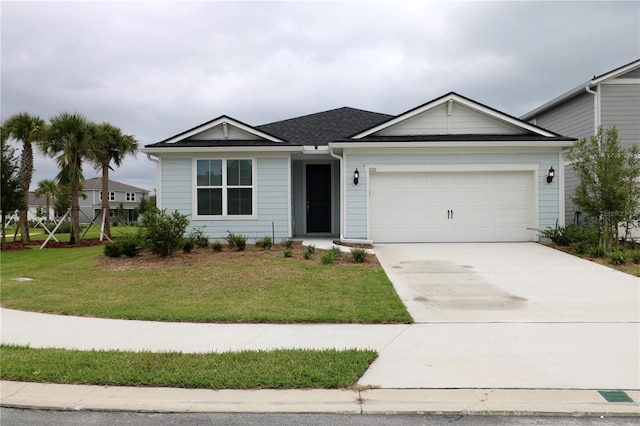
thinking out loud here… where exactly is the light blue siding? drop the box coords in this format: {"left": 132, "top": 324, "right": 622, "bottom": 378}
{"left": 161, "top": 156, "right": 290, "bottom": 243}
{"left": 344, "top": 152, "right": 560, "bottom": 240}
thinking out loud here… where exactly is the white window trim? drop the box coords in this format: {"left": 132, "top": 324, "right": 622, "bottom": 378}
{"left": 126, "top": 192, "right": 136, "bottom": 201}
{"left": 193, "top": 158, "right": 257, "bottom": 220}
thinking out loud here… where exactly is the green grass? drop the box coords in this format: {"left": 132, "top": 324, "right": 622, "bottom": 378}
{"left": 0, "top": 245, "right": 412, "bottom": 323}
{"left": 0, "top": 344, "right": 377, "bottom": 389}
{"left": 3, "top": 225, "right": 138, "bottom": 243}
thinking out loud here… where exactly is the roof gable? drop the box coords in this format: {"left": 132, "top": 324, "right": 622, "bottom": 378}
{"left": 158, "top": 116, "right": 283, "bottom": 145}
{"left": 354, "top": 92, "right": 557, "bottom": 139}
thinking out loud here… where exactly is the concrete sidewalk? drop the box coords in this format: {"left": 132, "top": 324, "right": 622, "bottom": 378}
{"left": 2, "top": 381, "right": 639, "bottom": 415}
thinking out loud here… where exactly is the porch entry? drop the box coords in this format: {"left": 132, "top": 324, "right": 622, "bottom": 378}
{"left": 306, "top": 164, "right": 332, "bottom": 233}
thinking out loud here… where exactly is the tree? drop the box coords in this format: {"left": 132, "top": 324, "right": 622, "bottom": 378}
{"left": 88, "top": 122, "right": 138, "bottom": 238}
{"left": 53, "top": 183, "right": 72, "bottom": 218}
{"left": 137, "top": 193, "right": 157, "bottom": 216}
{"left": 39, "top": 112, "right": 92, "bottom": 244}
{"left": 568, "top": 126, "right": 640, "bottom": 250}
{"left": 34, "top": 179, "right": 58, "bottom": 224}
{"left": 2, "top": 112, "right": 47, "bottom": 242}
{"left": 1, "top": 129, "right": 24, "bottom": 249}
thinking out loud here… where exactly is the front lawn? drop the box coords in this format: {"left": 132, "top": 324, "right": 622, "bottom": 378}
{"left": 0, "top": 243, "right": 412, "bottom": 323}
{"left": 0, "top": 344, "right": 377, "bottom": 389}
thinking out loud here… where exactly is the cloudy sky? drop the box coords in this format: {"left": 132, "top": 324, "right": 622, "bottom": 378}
{"left": 2, "top": 1, "right": 639, "bottom": 192}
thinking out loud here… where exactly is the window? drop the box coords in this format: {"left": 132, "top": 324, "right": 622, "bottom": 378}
{"left": 126, "top": 192, "right": 135, "bottom": 201}
{"left": 196, "top": 159, "right": 253, "bottom": 216}
{"left": 100, "top": 191, "right": 116, "bottom": 201}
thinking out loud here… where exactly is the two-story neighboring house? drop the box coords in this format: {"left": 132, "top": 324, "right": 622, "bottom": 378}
{"left": 521, "top": 59, "right": 640, "bottom": 228}
{"left": 80, "top": 177, "right": 150, "bottom": 224}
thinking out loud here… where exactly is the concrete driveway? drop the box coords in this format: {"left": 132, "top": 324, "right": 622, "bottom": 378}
{"left": 358, "top": 243, "right": 640, "bottom": 389}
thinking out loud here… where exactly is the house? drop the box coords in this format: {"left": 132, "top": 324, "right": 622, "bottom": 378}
{"left": 27, "top": 192, "right": 55, "bottom": 223}
{"left": 142, "top": 92, "right": 573, "bottom": 243}
{"left": 521, "top": 58, "right": 640, "bottom": 227}
{"left": 79, "top": 178, "right": 150, "bottom": 224}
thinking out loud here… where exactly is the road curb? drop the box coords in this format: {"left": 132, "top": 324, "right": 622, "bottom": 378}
{"left": 2, "top": 382, "right": 638, "bottom": 416}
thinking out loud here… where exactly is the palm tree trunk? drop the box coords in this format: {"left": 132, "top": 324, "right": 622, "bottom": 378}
{"left": 101, "top": 165, "right": 111, "bottom": 238}
{"left": 45, "top": 196, "right": 51, "bottom": 224}
{"left": 70, "top": 183, "right": 80, "bottom": 245}
{"left": 19, "top": 141, "right": 33, "bottom": 243}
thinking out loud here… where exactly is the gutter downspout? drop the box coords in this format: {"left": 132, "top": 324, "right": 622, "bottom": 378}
{"left": 329, "top": 147, "right": 346, "bottom": 241}
{"left": 585, "top": 83, "right": 599, "bottom": 137}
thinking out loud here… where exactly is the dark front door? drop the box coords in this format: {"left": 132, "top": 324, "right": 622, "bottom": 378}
{"left": 306, "top": 164, "right": 331, "bottom": 233}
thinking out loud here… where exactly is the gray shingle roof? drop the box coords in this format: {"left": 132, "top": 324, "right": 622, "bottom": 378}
{"left": 256, "top": 107, "right": 393, "bottom": 146}
{"left": 83, "top": 178, "right": 148, "bottom": 193}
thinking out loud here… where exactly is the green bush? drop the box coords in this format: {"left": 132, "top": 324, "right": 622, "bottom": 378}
{"left": 607, "top": 250, "right": 626, "bottom": 265}
{"left": 188, "top": 227, "right": 210, "bottom": 248}
{"left": 117, "top": 234, "right": 142, "bottom": 257}
{"left": 256, "top": 236, "right": 273, "bottom": 250}
{"left": 350, "top": 248, "right": 367, "bottom": 263}
{"left": 536, "top": 224, "right": 598, "bottom": 246}
{"left": 211, "top": 241, "right": 223, "bottom": 252}
{"left": 283, "top": 247, "right": 293, "bottom": 258}
{"left": 303, "top": 245, "right": 315, "bottom": 260}
{"left": 321, "top": 247, "right": 341, "bottom": 265}
{"left": 103, "top": 242, "right": 121, "bottom": 258}
{"left": 182, "top": 237, "right": 195, "bottom": 253}
{"left": 142, "top": 209, "right": 189, "bottom": 257}
{"left": 571, "top": 241, "right": 589, "bottom": 255}
{"left": 588, "top": 245, "right": 605, "bottom": 258}
{"left": 53, "top": 222, "right": 71, "bottom": 234}
{"left": 225, "top": 231, "right": 247, "bottom": 251}
{"left": 629, "top": 250, "right": 640, "bottom": 264}
{"left": 283, "top": 239, "right": 294, "bottom": 249}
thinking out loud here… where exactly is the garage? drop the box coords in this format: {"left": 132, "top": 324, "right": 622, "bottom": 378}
{"left": 368, "top": 169, "right": 536, "bottom": 243}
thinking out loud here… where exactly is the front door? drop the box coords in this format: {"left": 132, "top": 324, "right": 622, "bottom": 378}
{"left": 306, "top": 164, "right": 331, "bottom": 233}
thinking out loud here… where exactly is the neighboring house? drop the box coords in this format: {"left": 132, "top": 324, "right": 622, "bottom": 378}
{"left": 521, "top": 58, "right": 640, "bottom": 228}
{"left": 79, "top": 178, "right": 150, "bottom": 224}
{"left": 142, "top": 92, "right": 573, "bottom": 243}
{"left": 24, "top": 193, "right": 55, "bottom": 223}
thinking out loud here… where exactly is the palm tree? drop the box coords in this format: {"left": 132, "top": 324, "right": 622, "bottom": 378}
{"left": 89, "top": 122, "right": 138, "bottom": 238}
{"left": 34, "top": 179, "right": 58, "bottom": 224}
{"left": 2, "top": 112, "right": 47, "bottom": 242}
{"left": 39, "top": 112, "right": 91, "bottom": 245}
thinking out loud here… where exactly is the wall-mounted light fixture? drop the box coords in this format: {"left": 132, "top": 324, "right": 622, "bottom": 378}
{"left": 353, "top": 168, "right": 360, "bottom": 185}
{"left": 546, "top": 166, "right": 555, "bottom": 184}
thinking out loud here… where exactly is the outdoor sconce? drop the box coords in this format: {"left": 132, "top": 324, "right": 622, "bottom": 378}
{"left": 547, "top": 166, "right": 555, "bottom": 184}
{"left": 353, "top": 168, "right": 360, "bottom": 185}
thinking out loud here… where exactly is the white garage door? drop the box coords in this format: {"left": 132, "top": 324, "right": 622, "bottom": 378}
{"left": 369, "top": 170, "right": 536, "bottom": 242}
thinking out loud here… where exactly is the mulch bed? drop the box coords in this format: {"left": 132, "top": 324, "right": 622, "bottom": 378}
{"left": 1, "top": 238, "right": 106, "bottom": 251}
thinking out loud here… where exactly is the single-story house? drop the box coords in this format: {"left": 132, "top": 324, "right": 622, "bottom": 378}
{"left": 142, "top": 92, "right": 574, "bottom": 243}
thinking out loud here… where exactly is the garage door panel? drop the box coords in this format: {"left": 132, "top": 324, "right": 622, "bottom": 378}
{"left": 369, "top": 170, "right": 535, "bottom": 242}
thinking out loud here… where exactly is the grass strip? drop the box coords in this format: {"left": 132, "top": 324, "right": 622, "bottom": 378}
{"left": 0, "top": 344, "right": 377, "bottom": 389}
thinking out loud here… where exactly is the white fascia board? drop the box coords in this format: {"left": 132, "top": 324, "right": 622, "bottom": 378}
{"left": 329, "top": 140, "right": 570, "bottom": 149}
{"left": 602, "top": 78, "right": 640, "bottom": 85}
{"left": 141, "top": 146, "right": 302, "bottom": 155}
{"left": 591, "top": 60, "right": 640, "bottom": 85}
{"left": 162, "top": 116, "right": 283, "bottom": 144}
{"left": 354, "top": 93, "right": 556, "bottom": 138}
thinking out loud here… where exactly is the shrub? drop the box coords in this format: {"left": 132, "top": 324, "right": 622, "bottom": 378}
{"left": 103, "top": 242, "right": 121, "bottom": 258}
{"left": 182, "top": 237, "right": 195, "bottom": 253}
{"left": 283, "top": 247, "right": 293, "bottom": 258}
{"left": 607, "top": 250, "right": 626, "bottom": 265}
{"left": 571, "top": 241, "right": 589, "bottom": 255}
{"left": 188, "top": 227, "right": 210, "bottom": 248}
{"left": 283, "top": 239, "right": 294, "bottom": 249}
{"left": 142, "top": 209, "right": 189, "bottom": 257}
{"left": 225, "top": 231, "right": 247, "bottom": 251}
{"left": 588, "top": 246, "right": 605, "bottom": 258}
{"left": 351, "top": 248, "right": 367, "bottom": 263}
{"left": 303, "top": 244, "right": 315, "bottom": 260}
{"left": 536, "top": 224, "right": 598, "bottom": 246}
{"left": 53, "top": 222, "right": 71, "bottom": 234}
{"left": 256, "top": 236, "right": 273, "bottom": 250}
{"left": 211, "top": 241, "right": 223, "bottom": 252}
{"left": 321, "top": 247, "right": 341, "bottom": 265}
{"left": 117, "top": 234, "right": 142, "bottom": 257}
{"left": 629, "top": 250, "right": 640, "bottom": 264}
